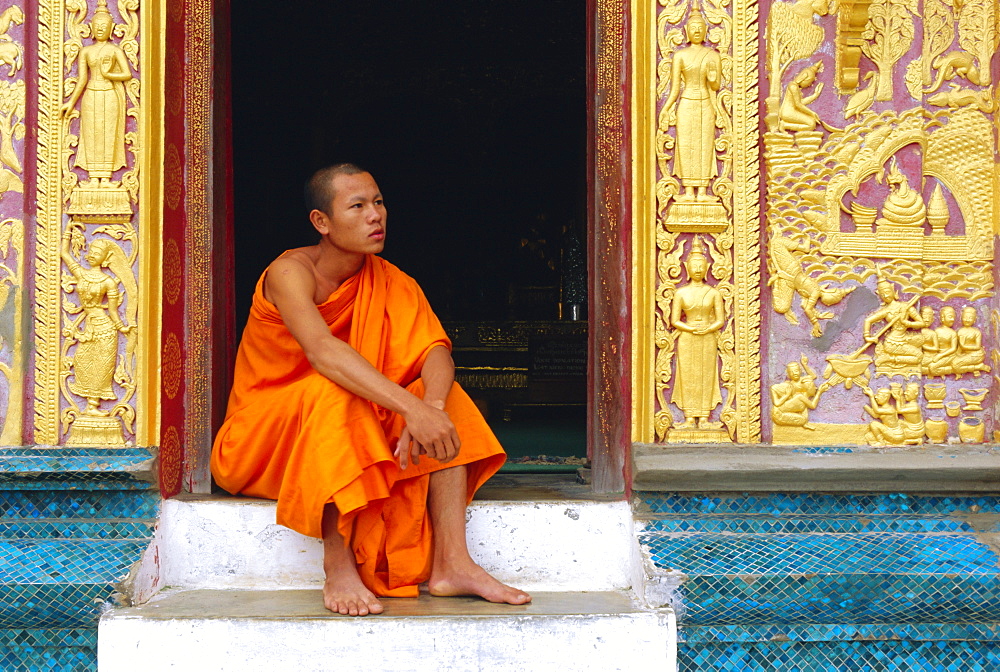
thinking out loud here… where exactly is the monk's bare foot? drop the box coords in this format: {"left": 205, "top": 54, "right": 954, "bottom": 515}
{"left": 323, "top": 571, "right": 384, "bottom": 616}
{"left": 429, "top": 560, "right": 531, "bottom": 605}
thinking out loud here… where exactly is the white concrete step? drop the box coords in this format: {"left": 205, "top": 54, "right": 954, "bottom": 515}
{"left": 150, "top": 494, "right": 636, "bottom": 593}
{"left": 99, "top": 588, "right": 676, "bottom": 672}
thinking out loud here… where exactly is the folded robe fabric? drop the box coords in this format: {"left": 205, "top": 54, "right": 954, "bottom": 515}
{"left": 211, "top": 253, "right": 505, "bottom": 596}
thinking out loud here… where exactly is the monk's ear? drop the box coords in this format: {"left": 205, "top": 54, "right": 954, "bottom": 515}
{"left": 309, "top": 209, "right": 330, "bottom": 236}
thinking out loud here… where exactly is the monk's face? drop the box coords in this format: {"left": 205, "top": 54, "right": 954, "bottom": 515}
{"left": 314, "top": 172, "right": 387, "bottom": 255}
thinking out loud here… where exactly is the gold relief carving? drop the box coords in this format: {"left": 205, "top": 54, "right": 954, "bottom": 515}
{"left": 0, "top": 78, "right": 24, "bottom": 196}
{"left": 765, "top": 0, "right": 828, "bottom": 131}
{"left": 669, "top": 237, "right": 727, "bottom": 431}
{"left": 164, "top": 142, "right": 181, "bottom": 210}
{"left": 916, "top": 0, "right": 957, "bottom": 95}
{"left": 956, "top": 0, "right": 999, "bottom": 87}
{"left": 0, "top": 8, "right": 24, "bottom": 445}
{"left": 60, "top": 223, "right": 136, "bottom": 445}
{"left": 62, "top": 0, "right": 139, "bottom": 222}
{"left": 863, "top": 275, "right": 923, "bottom": 377}
{"left": 767, "top": 234, "right": 855, "bottom": 337}
{"left": 959, "top": 387, "right": 988, "bottom": 410}
{"left": 835, "top": 0, "right": 873, "bottom": 92}
{"left": 162, "top": 331, "right": 181, "bottom": 400}
{"left": 862, "top": 382, "right": 924, "bottom": 445}
{"left": 641, "top": 0, "right": 760, "bottom": 443}
{"left": 0, "top": 7, "right": 24, "bottom": 77}
{"left": 779, "top": 62, "right": 839, "bottom": 134}
{"left": 860, "top": 0, "right": 917, "bottom": 101}
{"left": 770, "top": 356, "right": 826, "bottom": 429}
{"left": 0, "top": 218, "right": 24, "bottom": 444}
{"left": 36, "top": 0, "right": 152, "bottom": 446}
{"left": 954, "top": 306, "right": 990, "bottom": 376}
{"left": 163, "top": 237, "right": 181, "bottom": 305}
{"left": 818, "top": 108, "right": 994, "bottom": 263}
{"left": 658, "top": 0, "right": 733, "bottom": 232}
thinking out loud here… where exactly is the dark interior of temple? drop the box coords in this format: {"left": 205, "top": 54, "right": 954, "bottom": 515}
{"left": 231, "top": 0, "right": 589, "bottom": 464}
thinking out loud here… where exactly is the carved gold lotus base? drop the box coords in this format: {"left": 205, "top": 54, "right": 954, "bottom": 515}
{"left": 773, "top": 423, "right": 867, "bottom": 445}
{"left": 666, "top": 427, "right": 731, "bottom": 443}
{"left": 67, "top": 182, "right": 132, "bottom": 223}
{"left": 67, "top": 415, "right": 126, "bottom": 447}
{"left": 664, "top": 199, "right": 728, "bottom": 233}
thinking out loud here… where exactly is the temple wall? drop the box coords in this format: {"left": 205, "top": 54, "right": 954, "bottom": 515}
{"left": 0, "top": 0, "right": 163, "bottom": 449}
{"left": 634, "top": 0, "right": 1000, "bottom": 449}
{"left": 0, "top": 5, "right": 26, "bottom": 446}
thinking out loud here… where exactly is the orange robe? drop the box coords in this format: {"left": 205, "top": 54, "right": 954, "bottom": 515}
{"left": 211, "top": 254, "right": 505, "bottom": 597}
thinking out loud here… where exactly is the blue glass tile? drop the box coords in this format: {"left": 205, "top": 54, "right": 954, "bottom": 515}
{"left": 638, "top": 493, "right": 1000, "bottom": 516}
{"left": 678, "top": 640, "right": 1000, "bottom": 672}
{"left": 641, "top": 533, "right": 999, "bottom": 576}
{"left": 638, "top": 515, "right": 982, "bottom": 534}
{"left": 680, "top": 623, "right": 1000, "bottom": 644}
{"left": 0, "top": 520, "right": 154, "bottom": 540}
{"left": 0, "top": 490, "right": 159, "bottom": 520}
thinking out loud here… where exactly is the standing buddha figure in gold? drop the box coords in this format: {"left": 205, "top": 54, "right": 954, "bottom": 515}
{"left": 61, "top": 0, "right": 131, "bottom": 183}
{"left": 663, "top": 7, "right": 722, "bottom": 202}
{"left": 670, "top": 236, "right": 725, "bottom": 428}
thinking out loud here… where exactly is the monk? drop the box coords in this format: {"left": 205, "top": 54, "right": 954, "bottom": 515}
{"left": 211, "top": 163, "right": 531, "bottom": 617}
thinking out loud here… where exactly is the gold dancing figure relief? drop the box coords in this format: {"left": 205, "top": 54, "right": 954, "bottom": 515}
{"left": 61, "top": 226, "right": 132, "bottom": 417}
{"left": 670, "top": 236, "right": 725, "bottom": 430}
{"left": 61, "top": 0, "right": 132, "bottom": 185}
{"left": 59, "top": 222, "right": 138, "bottom": 447}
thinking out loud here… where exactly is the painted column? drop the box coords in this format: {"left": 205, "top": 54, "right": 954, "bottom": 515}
{"left": 0, "top": 5, "right": 26, "bottom": 445}
{"left": 31, "top": 0, "right": 162, "bottom": 447}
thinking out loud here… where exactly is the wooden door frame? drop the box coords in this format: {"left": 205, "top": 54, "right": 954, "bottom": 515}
{"left": 171, "top": 0, "right": 631, "bottom": 495}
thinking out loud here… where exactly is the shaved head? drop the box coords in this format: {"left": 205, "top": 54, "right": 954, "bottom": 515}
{"left": 305, "top": 163, "right": 369, "bottom": 215}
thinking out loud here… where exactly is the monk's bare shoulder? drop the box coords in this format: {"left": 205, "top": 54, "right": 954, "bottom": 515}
{"left": 263, "top": 247, "right": 320, "bottom": 305}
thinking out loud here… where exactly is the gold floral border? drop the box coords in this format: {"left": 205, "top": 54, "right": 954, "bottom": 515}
{"left": 632, "top": 0, "right": 762, "bottom": 443}
{"left": 34, "top": 0, "right": 163, "bottom": 446}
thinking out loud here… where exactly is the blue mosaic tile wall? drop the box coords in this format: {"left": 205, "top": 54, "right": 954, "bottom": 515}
{"left": 637, "top": 492, "right": 1000, "bottom": 672}
{"left": 0, "top": 447, "right": 157, "bottom": 672}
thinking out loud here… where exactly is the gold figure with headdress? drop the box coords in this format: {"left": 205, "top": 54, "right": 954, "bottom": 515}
{"left": 670, "top": 236, "right": 725, "bottom": 428}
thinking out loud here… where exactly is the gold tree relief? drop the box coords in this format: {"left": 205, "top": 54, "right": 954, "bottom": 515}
{"left": 958, "top": 0, "right": 999, "bottom": 87}
{"left": 861, "top": 0, "right": 917, "bottom": 101}
{"left": 922, "top": 0, "right": 956, "bottom": 89}
{"left": 765, "top": 0, "right": 827, "bottom": 131}
{"left": 0, "top": 80, "right": 24, "bottom": 197}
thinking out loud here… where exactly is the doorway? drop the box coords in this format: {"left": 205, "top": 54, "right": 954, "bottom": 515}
{"left": 230, "top": 0, "right": 589, "bottom": 468}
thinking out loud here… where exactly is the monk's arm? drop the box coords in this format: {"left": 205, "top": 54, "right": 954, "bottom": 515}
{"left": 420, "top": 345, "right": 455, "bottom": 409}
{"left": 265, "top": 258, "right": 459, "bottom": 461}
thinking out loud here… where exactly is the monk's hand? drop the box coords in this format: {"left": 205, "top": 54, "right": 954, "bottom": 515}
{"left": 403, "top": 399, "right": 461, "bottom": 465}
{"left": 394, "top": 426, "right": 425, "bottom": 470}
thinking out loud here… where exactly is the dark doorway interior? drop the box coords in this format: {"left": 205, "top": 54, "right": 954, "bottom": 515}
{"left": 231, "top": 1, "right": 588, "bottom": 465}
